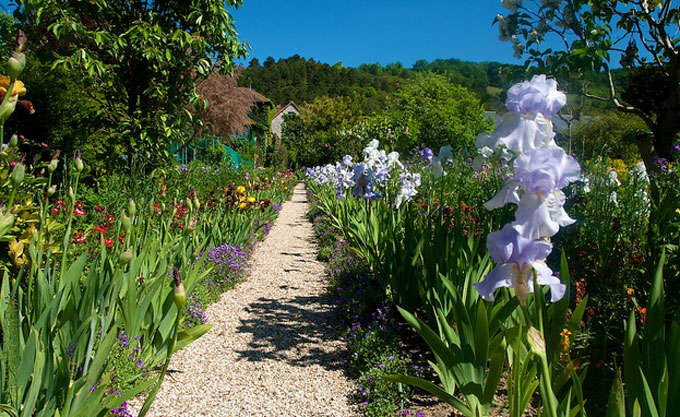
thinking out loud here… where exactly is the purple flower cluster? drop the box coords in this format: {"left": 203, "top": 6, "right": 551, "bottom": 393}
{"left": 186, "top": 292, "right": 208, "bottom": 327}
{"left": 205, "top": 243, "right": 250, "bottom": 287}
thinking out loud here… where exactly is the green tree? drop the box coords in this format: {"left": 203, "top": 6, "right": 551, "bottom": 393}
{"left": 14, "top": 0, "right": 248, "bottom": 167}
{"left": 390, "top": 72, "right": 492, "bottom": 151}
{"left": 495, "top": 0, "right": 679, "bottom": 174}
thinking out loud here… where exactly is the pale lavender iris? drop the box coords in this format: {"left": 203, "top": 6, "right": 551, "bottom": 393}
{"left": 505, "top": 75, "right": 567, "bottom": 117}
{"left": 476, "top": 112, "right": 558, "bottom": 155}
{"left": 395, "top": 172, "right": 421, "bottom": 208}
{"left": 473, "top": 224, "right": 565, "bottom": 303}
{"left": 485, "top": 148, "right": 580, "bottom": 210}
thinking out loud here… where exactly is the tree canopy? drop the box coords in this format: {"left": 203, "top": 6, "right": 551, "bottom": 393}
{"left": 14, "top": 0, "right": 248, "bottom": 166}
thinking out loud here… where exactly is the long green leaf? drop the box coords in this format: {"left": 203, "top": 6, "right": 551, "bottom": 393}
{"left": 382, "top": 375, "right": 474, "bottom": 417}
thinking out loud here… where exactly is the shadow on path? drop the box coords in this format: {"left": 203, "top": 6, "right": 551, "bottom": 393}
{"left": 233, "top": 293, "right": 346, "bottom": 372}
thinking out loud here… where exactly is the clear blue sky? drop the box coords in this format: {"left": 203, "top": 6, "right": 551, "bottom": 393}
{"left": 230, "top": 0, "right": 520, "bottom": 68}
{"left": 0, "top": 0, "right": 523, "bottom": 68}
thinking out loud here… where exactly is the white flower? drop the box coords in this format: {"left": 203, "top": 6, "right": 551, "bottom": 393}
{"left": 609, "top": 191, "right": 618, "bottom": 206}
{"left": 607, "top": 170, "right": 621, "bottom": 187}
{"left": 479, "top": 112, "right": 558, "bottom": 155}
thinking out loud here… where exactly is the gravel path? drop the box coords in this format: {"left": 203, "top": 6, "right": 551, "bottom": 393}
{"left": 132, "top": 183, "right": 357, "bottom": 417}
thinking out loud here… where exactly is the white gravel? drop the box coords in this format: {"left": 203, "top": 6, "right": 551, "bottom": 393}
{"left": 131, "top": 183, "right": 358, "bottom": 417}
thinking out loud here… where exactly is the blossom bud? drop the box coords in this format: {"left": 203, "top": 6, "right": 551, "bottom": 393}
{"left": 0, "top": 98, "right": 17, "bottom": 121}
{"left": 9, "top": 134, "right": 18, "bottom": 148}
{"left": 172, "top": 266, "right": 186, "bottom": 309}
{"left": 528, "top": 327, "right": 546, "bottom": 358}
{"left": 11, "top": 162, "right": 24, "bottom": 185}
{"left": 74, "top": 151, "right": 84, "bottom": 173}
{"left": 7, "top": 51, "right": 25, "bottom": 80}
{"left": 47, "top": 184, "right": 57, "bottom": 196}
{"left": 0, "top": 208, "right": 15, "bottom": 237}
{"left": 185, "top": 217, "right": 197, "bottom": 234}
{"left": 192, "top": 196, "right": 200, "bottom": 210}
{"left": 48, "top": 150, "right": 60, "bottom": 173}
{"left": 119, "top": 248, "right": 133, "bottom": 266}
{"left": 127, "top": 198, "right": 136, "bottom": 217}
{"left": 68, "top": 186, "right": 74, "bottom": 201}
{"left": 121, "top": 213, "right": 131, "bottom": 233}
{"left": 186, "top": 197, "right": 193, "bottom": 212}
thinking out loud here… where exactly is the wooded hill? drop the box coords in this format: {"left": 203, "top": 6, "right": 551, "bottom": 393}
{"left": 237, "top": 55, "right": 624, "bottom": 111}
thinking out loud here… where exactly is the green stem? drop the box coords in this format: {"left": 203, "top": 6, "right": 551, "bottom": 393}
{"left": 138, "top": 311, "right": 181, "bottom": 417}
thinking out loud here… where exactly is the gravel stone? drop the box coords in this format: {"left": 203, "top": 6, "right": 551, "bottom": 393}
{"left": 130, "top": 183, "right": 358, "bottom": 417}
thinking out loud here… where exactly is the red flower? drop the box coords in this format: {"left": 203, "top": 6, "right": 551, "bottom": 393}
{"left": 118, "top": 234, "right": 125, "bottom": 243}
{"left": 106, "top": 214, "right": 114, "bottom": 223}
{"left": 93, "top": 225, "right": 107, "bottom": 234}
{"left": 104, "top": 238, "right": 113, "bottom": 248}
{"left": 52, "top": 208, "right": 61, "bottom": 215}
{"left": 74, "top": 207, "right": 86, "bottom": 216}
{"left": 55, "top": 200, "right": 66, "bottom": 207}
{"left": 74, "top": 201, "right": 84, "bottom": 209}
{"left": 72, "top": 233, "right": 86, "bottom": 243}
{"left": 94, "top": 204, "right": 105, "bottom": 213}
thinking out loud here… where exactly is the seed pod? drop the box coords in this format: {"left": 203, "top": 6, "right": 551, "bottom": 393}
{"left": 11, "top": 162, "right": 24, "bottom": 185}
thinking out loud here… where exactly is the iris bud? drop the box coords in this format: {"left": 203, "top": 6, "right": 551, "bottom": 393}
{"left": 48, "top": 150, "right": 60, "bottom": 173}
{"left": 7, "top": 52, "right": 25, "bottom": 80}
{"left": 0, "top": 209, "right": 15, "bottom": 237}
{"left": 9, "top": 134, "right": 18, "bottom": 148}
{"left": 119, "top": 248, "right": 133, "bottom": 266}
{"left": 528, "top": 327, "right": 546, "bottom": 358}
{"left": 121, "top": 213, "right": 131, "bottom": 233}
{"left": 127, "top": 198, "right": 136, "bottom": 217}
{"left": 172, "top": 266, "right": 186, "bottom": 309}
{"left": 74, "top": 151, "right": 84, "bottom": 173}
{"left": 11, "top": 162, "right": 24, "bottom": 185}
{"left": 47, "top": 184, "right": 57, "bottom": 196}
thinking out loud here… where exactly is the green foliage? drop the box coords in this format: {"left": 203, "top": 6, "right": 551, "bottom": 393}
{"left": 569, "top": 111, "right": 647, "bottom": 163}
{"left": 389, "top": 73, "right": 493, "bottom": 151}
{"left": 14, "top": 0, "right": 248, "bottom": 166}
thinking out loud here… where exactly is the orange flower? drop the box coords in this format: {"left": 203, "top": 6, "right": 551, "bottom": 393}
{"left": 626, "top": 288, "right": 634, "bottom": 296}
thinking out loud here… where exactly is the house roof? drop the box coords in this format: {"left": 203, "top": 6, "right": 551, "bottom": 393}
{"left": 245, "top": 89, "right": 273, "bottom": 106}
{"left": 274, "top": 101, "right": 300, "bottom": 119}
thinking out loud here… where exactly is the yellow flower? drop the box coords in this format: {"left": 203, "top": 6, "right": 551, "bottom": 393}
{"left": 626, "top": 288, "right": 635, "bottom": 296}
{"left": 0, "top": 75, "right": 26, "bottom": 96}
{"left": 284, "top": 186, "right": 288, "bottom": 191}
{"left": 265, "top": 177, "right": 269, "bottom": 182}
{"left": 236, "top": 185, "right": 246, "bottom": 195}
{"left": 676, "top": 208, "right": 680, "bottom": 214}
{"left": 280, "top": 180, "right": 285, "bottom": 185}
{"left": 560, "top": 329, "right": 572, "bottom": 351}
{"left": 247, "top": 196, "right": 256, "bottom": 205}
{"left": 238, "top": 202, "right": 248, "bottom": 210}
